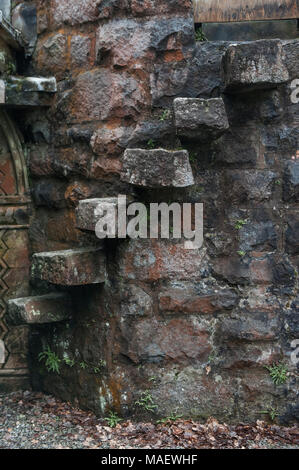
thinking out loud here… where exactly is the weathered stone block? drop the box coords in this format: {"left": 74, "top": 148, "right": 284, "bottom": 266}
{"left": 34, "top": 34, "right": 68, "bottom": 80}
{"left": 127, "top": 120, "right": 174, "bottom": 148}
{"left": 70, "top": 35, "right": 91, "bottom": 68}
{"left": 121, "top": 317, "right": 211, "bottom": 364}
{"left": 222, "top": 40, "right": 289, "bottom": 93}
{"left": 130, "top": 0, "right": 193, "bottom": 17}
{"left": 283, "top": 160, "right": 299, "bottom": 202}
{"left": 217, "top": 309, "right": 279, "bottom": 342}
{"left": 159, "top": 285, "right": 238, "bottom": 314}
{"left": 96, "top": 16, "right": 194, "bottom": 67}
{"left": 69, "top": 69, "right": 147, "bottom": 123}
{"left": 284, "top": 296, "right": 299, "bottom": 338}
{"left": 0, "top": 1, "right": 11, "bottom": 21}
{"left": 238, "top": 220, "right": 278, "bottom": 252}
{"left": 8, "top": 293, "right": 71, "bottom": 325}
{"left": 1, "top": 76, "right": 56, "bottom": 107}
{"left": 283, "top": 40, "right": 299, "bottom": 80}
{"left": 90, "top": 126, "right": 133, "bottom": 157}
{"left": 118, "top": 239, "right": 208, "bottom": 281}
{"left": 76, "top": 198, "right": 118, "bottom": 232}
{"left": 12, "top": 3, "right": 37, "bottom": 56}
{"left": 285, "top": 211, "right": 299, "bottom": 255}
{"left": 212, "top": 255, "right": 276, "bottom": 286}
{"left": 174, "top": 98, "right": 229, "bottom": 142}
{"left": 221, "top": 343, "right": 281, "bottom": 369}
{"left": 121, "top": 149, "right": 194, "bottom": 188}
{"left": 224, "top": 170, "right": 277, "bottom": 203}
{"left": 213, "top": 127, "right": 258, "bottom": 166}
{"left": 31, "top": 248, "right": 107, "bottom": 285}
{"left": 52, "top": 0, "right": 100, "bottom": 27}
{"left": 120, "top": 285, "right": 153, "bottom": 316}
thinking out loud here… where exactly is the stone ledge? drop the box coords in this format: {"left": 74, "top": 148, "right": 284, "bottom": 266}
{"left": 0, "top": 76, "right": 57, "bottom": 107}
{"left": 121, "top": 148, "right": 194, "bottom": 188}
{"left": 174, "top": 97, "right": 229, "bottom": 142}
{"left": 8, "top": 293, "right": 72, "bottom": 325}
{"left": 31, "top": 248, "right": 107, "bottom": 286}
{"left": 76, "top": 198, "right": 118, "bottom": 232}
{"left": 221, "top": 40, "right": 289, "bottom": 93}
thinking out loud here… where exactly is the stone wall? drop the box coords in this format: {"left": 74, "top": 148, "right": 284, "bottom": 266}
{"left": 16, "top": 1, "right": 298, "bottom": 423}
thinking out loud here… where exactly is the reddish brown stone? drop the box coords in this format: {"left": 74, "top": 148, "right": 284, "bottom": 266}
{"left": 69, "top": 69, "right": 148, "bottom": 123}
{"left": 159, "top": 286, "right": 237, "bottom": 314}
{"left": 51, "top": 0, "right": 100, "bottom": 27}
{"left": 221, "top": 343, "right": 281, "bottom": 370}
{"left": 90, "top": 126, "right": 133, "bottom": 157}
{"left": 90, "top": 157, "right": 122, "bottom": 179}
{"left": 130, "top": 0, "right": 193, "bottom": 17}
{"left": 34, "top": 34, "right": 68, "bottom": 80}
{"left": 96, "top": 16, "right": 194, "bottom": 68}
{"left": 29, "top": 145, "right": 54, "bottom": 177}
{"left": 218, "top": 309, "right": 279, "bottom": 342}
{"left": 123, "top": 317, "right": 211, "bottom": 364}
{"left": 118, "top": 239, "right": 208, "bottom": 281}
{"left": 70, "top": 35, "right": 91, "bottom": 68}
{"left": 64, "top": 182, "right": 92, "bottom": 207}
{"left": 250, "top": 257, "right": 273, "bottom": 284}
{"left": 53, "top": 146, "right": 92, "bottom": 178}
{"left": 159, "top": 291, "right": 216, "bottom": 314}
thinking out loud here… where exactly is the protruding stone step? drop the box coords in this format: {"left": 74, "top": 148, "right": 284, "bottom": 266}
{"left": 76, "top": 198, "right": 118, "bottom": 232}
{"left": 121, "top": 149, "right": 194, "bottom": 188}
{"left": 221, "top": 40, "right": 289, "bottom": 93}
{"left": 31, "top": 248, "right": 107, "bottom": 286}
{"left": 0, "top": 76, "right": 57, "bottom": 106}
{"left": 174, "top": 98, "right": 229, "bottom": 142}
{"left": 8, "top": 293, "right": 72, "bottom": 325}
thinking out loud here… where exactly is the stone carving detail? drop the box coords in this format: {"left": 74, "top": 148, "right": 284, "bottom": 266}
{"left": 0, "top": 109, "right": 29, "bottom": 196}
{"left": 0, "top": 109, "right": 30, "bottom": 390}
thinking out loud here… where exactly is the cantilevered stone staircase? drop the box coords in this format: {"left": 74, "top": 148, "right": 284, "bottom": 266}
{"left": 8, "top": 39, "right": 288, "bottom": 326}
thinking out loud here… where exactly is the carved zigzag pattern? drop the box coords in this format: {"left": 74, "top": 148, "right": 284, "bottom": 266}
{"left": 0, "top": 231, "right": 9, "bottom": 368}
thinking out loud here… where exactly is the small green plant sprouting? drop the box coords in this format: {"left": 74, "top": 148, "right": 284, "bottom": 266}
{"left": 6, "top": 62, "right": 16, "bottom": 76}
{"left": 147, "top": 139, "right": 156, "bottom": 149}
{"left": 79, "top": 361, "right": 88, "bottom": 370}
{"left": 93, "top": 360, "right": 106, "bottom": 373}
{"left": 265, "top": 362, "right": 288, "bottom": 385}
{"left": 189, "top": 152, "right": 196, "bottom": 163}
{"left": 195, "top": 28, "right": 207, "bottom": 42}
{"left": 63, "top": 356, "right": 75, "bottom": 368}
{"left": 135, "top": 390, "right": 158, "bottom": 413}
{"left": 260, "top": 406, "right": 279, "bottom": 422}
{"left": 159, "top": 109, "right": 171, "bottom": 121}
{"left": 208, "top": 352, "right": 217, "bottom": 363}
{"left": 235, "top": 219, "right": 248, "bottom": 230}
{"left": 105, "top": 411, "right": 122, "bottom": 428}
{"left": 237, "top": 250, "right": 246, "bottom": 257}
{"left": 38, "top": 347, "right": 61, "bottom": 374}
{"left": 157, "top": 412, "right": 183, "bottom": 425}
{"left": 92, "top": 360, "right": 106, "bottom": 373}
{"left": 149, "top": 376, "right": 157, "bottom": 383}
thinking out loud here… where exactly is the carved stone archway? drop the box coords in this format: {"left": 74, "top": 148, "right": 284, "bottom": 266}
{"left": 0, "top": 109, "right": 31, "bottom": 391}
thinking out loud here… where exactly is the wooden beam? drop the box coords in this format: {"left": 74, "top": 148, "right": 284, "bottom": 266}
{"left": 193, "top": 0, "right": 298, "bottom": 23}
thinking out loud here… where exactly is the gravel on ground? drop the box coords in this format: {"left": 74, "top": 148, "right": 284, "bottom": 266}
{"left": 0, "top": 391, "right": 298, "bottom": 449}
